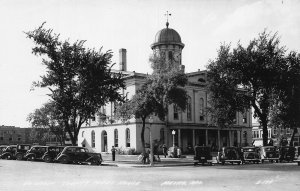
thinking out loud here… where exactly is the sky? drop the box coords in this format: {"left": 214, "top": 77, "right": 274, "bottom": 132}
{"left": 0, "top": 0, "right": 299, "bottom": 127}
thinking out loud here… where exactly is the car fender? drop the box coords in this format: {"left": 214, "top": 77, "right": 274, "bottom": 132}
{"left": 41, "top": 154, "right": 48, "bottom": 160}
{"left": 25, "top": 153, "right": 35, "bottom": 159}
{"left": 1, "top": 152, "right": 12, "bottom": 159}
{"left": 86, "top": 155, "right": 99, "bottom": 162}
{"left": 57, "top": 154, "right": 70, "bottom": 161}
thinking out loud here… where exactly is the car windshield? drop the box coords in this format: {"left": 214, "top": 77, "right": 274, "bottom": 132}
{"left": 76, "top": 148, "right": 87, "bottom": 153}
{"left": 0, "top": 146, "right": 7, "bottom": 151}
{"left": 243, "top": 148, "right": 255, "bottom": 152}
{"left": 197, "top": 147, "right": 210, "bottom": 151}
{"left": 224, "top": 148, "right": 237, "bottom": 153}
{"left": 265, "top": 147, "right": 275, "bottom": 151}
{"left": 6, "top": 146, "right": 16, "bottom": 152}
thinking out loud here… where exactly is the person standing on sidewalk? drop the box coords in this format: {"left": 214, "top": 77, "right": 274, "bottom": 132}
{"left": 177, "top": 147, "right": 181, "bottom": 158}
{"left": 162, "top": 144, "right": 168, "bottom": 158}
{"left": 111, "top": 146, "right": 116, "bottom": 161}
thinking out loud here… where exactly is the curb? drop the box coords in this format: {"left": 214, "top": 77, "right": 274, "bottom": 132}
{"left": 102, "top": 161, "right": 195, "bottom": 168}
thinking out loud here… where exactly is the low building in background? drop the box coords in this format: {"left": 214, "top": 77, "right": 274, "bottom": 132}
{"left": 252, "top": 123, "right": 300, "bottom": 146}
{"left": 0, "top": 125, "right": 31, "bottom": 145}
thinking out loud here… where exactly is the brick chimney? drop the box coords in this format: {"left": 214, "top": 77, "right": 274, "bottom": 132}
{"left": 119, "top": 48, "right": 127, "bottom": 71}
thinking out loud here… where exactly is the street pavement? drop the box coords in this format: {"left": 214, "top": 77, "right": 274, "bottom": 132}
{"left": 1, "top": 158, "right": 300, "bottom": 191}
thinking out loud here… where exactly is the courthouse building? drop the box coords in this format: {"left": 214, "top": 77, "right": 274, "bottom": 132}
{"left": 78, "top": 22, "right": 252, "bottom": 154}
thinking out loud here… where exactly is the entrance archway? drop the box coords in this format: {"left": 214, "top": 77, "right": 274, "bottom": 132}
{"left": 101, "top": 130, "right": 107, "bottom": 152}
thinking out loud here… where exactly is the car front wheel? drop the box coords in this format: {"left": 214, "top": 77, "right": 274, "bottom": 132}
{"left": 6, "top": 155, "right": 12, "bottom": 160}
{"left": 16, "top": 154, "right": 23, "bottom": 160}
{"left": 44, "top": 156, "right": 52, "bottom": 163}
{"left": 60, "top": 156, "right": 69, "bottom": 164}
{"left": 90, "top": 158, "right": 100, "bottom": 166}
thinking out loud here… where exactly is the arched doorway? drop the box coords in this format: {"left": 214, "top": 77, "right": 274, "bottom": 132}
{"left": 101, "top": 130, "right": 107, "bottom": 152}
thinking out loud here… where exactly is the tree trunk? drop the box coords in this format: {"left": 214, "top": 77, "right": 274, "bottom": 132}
{"left": 141, "top": 117, "right": 146, "bottom": 154}
{"left": 261, "top": 119, "right": 268, "bottom": 146}
{"left": 70, "top": 132, "right": 77, "bottom": 146}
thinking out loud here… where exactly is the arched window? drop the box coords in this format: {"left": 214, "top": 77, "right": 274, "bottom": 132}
{"left": 91, "top": 131, "right": 95, "bottom": 148}
{"left": 114, "top": 129, "right": 118, "bottom": 147}
{"left": 173, "top": 104, "right": 179, "bottom": 120}
{"left": 126, "top": 128, "right": 130, "bottom": 147}
{"left": 82, "top": 131, "right": 85, "bottom": 137}
{"left": 199, "top": 98, "right": 204, "bottom": 121}
{"left": 187, "top": 96, "right": 192, "bottom": 121}
{"left": 160, "top": 128, "right": 165, "bottom": 143}
{"left": 101, "top": 131, "right": 107, "bottom": 152}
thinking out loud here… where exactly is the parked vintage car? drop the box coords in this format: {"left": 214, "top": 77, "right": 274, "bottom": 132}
{"left": 278, "top": 146, "right": 295, "bottom": 162}
{"left": 294, "top": 146, "right": 300, "bottom": 165}
{"left": 15, "top": 144, "right": 32, "bottom": 160}
{"left": 194, "top": 146, "right": 213, "bottom": 166}
{"left": 0, "top": 145, "right": 17, "bottom": 159}
{"left": 241, "top": 147, "right": 260, "bottom": 164}
{"left": 0, "top": 145, "right": 8, "bottom": 156}
{"left": 259, "top": 146, "right": 279, "bottom": 163}
{"left": 24, "top": 146, "right": 48, "bottom": 161}
{"left": 42, "top": 146, "right": 65, "bottom": 163}
{"left": 217, "top": 147, "right": 242, "bottom": 165}
{"left": 55, "top": 146, "right": 102, "bottom": 165}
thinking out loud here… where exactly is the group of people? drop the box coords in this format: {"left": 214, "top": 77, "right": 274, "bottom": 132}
{"left": 141, "top": 144, "right": 169, "bottom": 164}
{"left": 111, "top": 144, "right": 183, "bottom": 164}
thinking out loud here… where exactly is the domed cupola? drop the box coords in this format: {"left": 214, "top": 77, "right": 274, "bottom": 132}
{"left": 151, "top": 21, "right": 185, "bottom": 68}
{"left": 151, "top": 22, "right": 184, "bottom": 50}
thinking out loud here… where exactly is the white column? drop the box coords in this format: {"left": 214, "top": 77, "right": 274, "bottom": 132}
{"left": 178, "top": 129, "right": 181, "bottom": 148}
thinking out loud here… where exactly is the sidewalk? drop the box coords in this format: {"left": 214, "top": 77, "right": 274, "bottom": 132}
{"left": 101, "top": 153, "right": 198, "bottom": 167}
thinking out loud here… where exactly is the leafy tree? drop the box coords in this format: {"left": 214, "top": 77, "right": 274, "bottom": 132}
{"left": 207, "top": 44, "right": 250, "bottom": 128}
{"left": 115, "top": 53, "right": 188, "bottom": 153}
{"left": 25, "top": 23, "right": 125, "bottom": 145}
{"left": 270, "top": 51, "right": 300, "bottom": 146}
{"left": 207, "top": 31, "right": 286, "bottom": 146}
{"left": 149, "top": 54, "right": 188, "bottom": 121}
{"left": 115, "top": 83, "right": 157, "bottom": 154}
{"left": 28, "top": 128, "right": 49, "bottom": 145}
{"left": 27, "top": 102, "right": 65, "bottom": 145}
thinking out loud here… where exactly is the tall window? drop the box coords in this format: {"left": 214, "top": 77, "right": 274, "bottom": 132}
{"left": 168, "top": 51, "right": 173, "bottom": 60}
{"left": 173, "top": 104, "right": 179, "bottom": 120}
{"left": 242, "top": 110, "right": 247, "bottom": 123}
{"left": 199, "top": 98, "right": 204, "bottom": 121}
{"left": 91, "top": 131, "right": 95, "bottom": 148}
{"left": 187, "top": 96, "right": 192, "bottom": 121}
{"left": 82, "top": 131, "right": 85, "bottom": 137}
{"left": 160, "top": 128, "right": 165, "bottom": 143}
{"left": 252, "top": 131, "right": 259, "bottom": 138}
{"left": 114, "top": 129, "right": 118, "bottom": 147}
{"left": 126, "top": 128, "right": 130, "bottom": 147}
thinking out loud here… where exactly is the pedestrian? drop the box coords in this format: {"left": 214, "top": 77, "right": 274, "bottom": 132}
{"left": 142, "top": 151, "right": 149, "bottom": 164}
{"left": 177, "top": 147, "right": 181, "bottom": 158}
{"left": 154, "top": 143, "right": 160, "bottom": 161}
{"left": 162, "top": 144, "right": 168, "bottom": 158}
{"left": 111, "top": 146, "right": 116, "bottom": 161}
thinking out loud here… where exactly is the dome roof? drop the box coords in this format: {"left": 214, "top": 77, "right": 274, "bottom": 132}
{"left": 151, "top": 23, "right": 184, "bottom": 49}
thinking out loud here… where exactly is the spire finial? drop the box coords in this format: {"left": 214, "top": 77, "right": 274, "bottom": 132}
{"left": 164, "top": 11, "right": 171, "bottom": 28}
